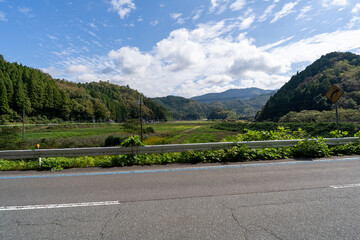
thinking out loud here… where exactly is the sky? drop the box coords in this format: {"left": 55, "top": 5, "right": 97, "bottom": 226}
{"left": 1, "top": 0, "right": 360, "bottom": 98}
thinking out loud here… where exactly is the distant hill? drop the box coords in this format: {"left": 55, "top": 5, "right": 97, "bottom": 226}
{"left": 153, "top": 90, "right": 275, "bottom": 120}
{"left": 256, "top": 52, "right": 360, "bottom": 121}
{"left": 0, "top": 55, "right": 170, "bottom": 123}
{"left": 191, "top": 88, "right": 275, "bottom": 103}
{"left": 152, "top": 96, "right": 215, "bottom": 120}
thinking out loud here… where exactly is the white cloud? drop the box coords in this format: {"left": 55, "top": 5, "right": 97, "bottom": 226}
{"left": 41, "top": 66, "right": 61, "bottom": 77}
{"left": 192, "top": 9, "right": 203, "bottom": 21}
{"left": 258, "top": 4, "right": 275, "bottom": 22}
{"left": 352, "top": 3, "right": 360, "bottom": 14}
{"left": 239, "top": 15, "right": 255, "bottom": 30}
{"left": 108, "top": 46, "right": 153, "bottom": 75}
{"left": 259, "top": 36, "right": 294, "bottom": 51}
{"left": 271, "top": 30, "right": 360, "bottom": 64}
{"left": 47, "top": 35, "right": 58, "bottom": 40}
{"left": 50, "top": 13, "right": 360, "bottom": 99}
{"left": 150, "top": 20, "right": 159, "bottom": 26}
{"left": 170, "top": 13, "right": 182, "bottom": 20}
{"left": 170, "top": 13, "right": 185, "bottom": 24}
{"left": 67, "top": 65, "right": 90, "bottom": 74}
{"left": 52, "top": 19, "right": 292, "bottom": 97}
{"left": 347, "top": 16, "right": 360, "bottom": 29}
{"left": 109, "top": 0, "right": 136, "bottom": 19}
{"left": 271, "top": 1, "right": 299, "bottom": 24}
{"left": 156, "top": 28, "right": 206, "bottom": 71}
{"left": 322, "top": 0, "right": 349, "bottom": 8}
{"left": 77, "top": 73, "right": 99, "bottom": 83}
{"left": 296, "top": 5, "right": 312, "bottom": 20}
{"left": 209, "top": 0, "right": 230, "bottom": 14}
{"left": 230, "top": 0, "right": 246, "bottom": 11}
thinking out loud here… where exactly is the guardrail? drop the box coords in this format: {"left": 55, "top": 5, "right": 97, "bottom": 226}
{"left": 0, "top": 137, "right": 358, "bottom": 160}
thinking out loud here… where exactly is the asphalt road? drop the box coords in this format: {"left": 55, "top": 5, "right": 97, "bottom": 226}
{"left": 1, "top": 156, "right": 360, "bottom": 239}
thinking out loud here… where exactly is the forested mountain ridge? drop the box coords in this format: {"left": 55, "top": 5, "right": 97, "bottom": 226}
{"left": 256, "top": 52, "right": 360, "bottom": 121}
{"left": 152, "top": 96, "right": 215, "bottom": 120}
{"left": 191, "top": 88, "right": 275, "bottom": 103}
{"left": 153, "top": 91, "right": 275, "bottom": 120}
{"left": 0, "top": 55, "right": 170, "bottom": 123}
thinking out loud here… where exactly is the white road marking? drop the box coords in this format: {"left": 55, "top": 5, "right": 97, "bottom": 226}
{"left": 330, "top": 183, "right": 360, "bottom": 189}
{"left": 0, "top": 201, "right": 121, "bottom": 211}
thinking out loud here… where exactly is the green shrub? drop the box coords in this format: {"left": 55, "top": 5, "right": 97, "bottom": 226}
{"left": 0, "top": 126, "right": 21, "bottom": 150}
{"left": 291, "top": 138, "right": 330, "bottom": 158}
{"left": 143, "top": 126, "right": 155, "bottom": 134}
{"left": 121, "top": 136, "right": 145, "bottom": 147}
{"left": 105, "top": 135, "right": 124, "bottom": 147}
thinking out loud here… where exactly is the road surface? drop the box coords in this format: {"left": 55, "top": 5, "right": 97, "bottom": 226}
{"left": 1, "top": 156, "right": 360, "bottom": 239}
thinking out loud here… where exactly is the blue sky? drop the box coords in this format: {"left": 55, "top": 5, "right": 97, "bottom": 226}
{"left": 1, "top": 0, "right": 360, "bottom": 97}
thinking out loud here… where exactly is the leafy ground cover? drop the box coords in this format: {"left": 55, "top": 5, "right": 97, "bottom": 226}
{"left": 211, "top": 121, "right": 360, "bottom": 138}
{"left": 1, "top": 128, "right": 359, "bottom": 171}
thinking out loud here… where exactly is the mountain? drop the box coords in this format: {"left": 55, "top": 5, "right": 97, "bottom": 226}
{"left": 256, "top": 52, "right": 360, "bottom": 121}
{"left": 153, "top": 90, "right": 275, "bottom": 120}
{"left": 0, "top": 55, "right": 170, "bottom": 123}
{"left": 152, "top": 96, "right": 216, "bottom": 120}
{"left": 191, "top": 88, "right": 276, "bottom": 103}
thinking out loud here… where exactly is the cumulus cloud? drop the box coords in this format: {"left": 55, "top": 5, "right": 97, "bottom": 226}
{"left": 108, "top": 46, "right": 153, "bottom": 75}
{"left": 156, "top": 28, "right": 206, "bottom": 71}
{"left": 52, "top": 10, "right": 360, "bottom": 99}
{"left": 55, "top": 19, "right": 292, "bottom": 97}
{"left": 109, "top": 0, "right": 136, "bottom": 19}
{"left": 271, "top": 1, "right": 299, "bottom": 23}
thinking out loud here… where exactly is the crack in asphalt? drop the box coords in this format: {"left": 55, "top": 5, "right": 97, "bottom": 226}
{"left": 99, "top": 207, "right": 121, "bottom": 239}
{"left": 253, "top": 224, "right": 283, "bottom": 240}
{"left": 14, "top": 220, "right": 66, "bottom": 228}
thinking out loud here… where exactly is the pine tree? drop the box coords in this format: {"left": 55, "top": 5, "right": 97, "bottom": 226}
{"left": 0, "top": 78, "right": 9, "bottom": 114}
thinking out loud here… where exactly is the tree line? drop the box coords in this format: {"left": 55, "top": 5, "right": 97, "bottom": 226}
{"left": 0, "top": 55, "right": 170, "bottom": 123}
{"left": 256, "top": 52, "right": 360, "bottom": 121}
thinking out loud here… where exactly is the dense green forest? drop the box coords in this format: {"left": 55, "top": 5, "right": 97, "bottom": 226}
{"left": 0, "top": 55, "right": 170, "bottom": 123}
{"left": 256, "top": 52, "right": 360, "bottom": 121}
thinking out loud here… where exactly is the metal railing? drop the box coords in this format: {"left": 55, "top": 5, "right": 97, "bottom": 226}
{"left": 0, "top": 137, "right": 358, "bottom": 160}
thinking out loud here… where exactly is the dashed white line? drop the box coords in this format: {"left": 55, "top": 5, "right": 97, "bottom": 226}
{"left": 0, "top": 201, "right": 121, "bottom": 211}
{"left": 330, "top": 183, "right": 360, "bottom": 189}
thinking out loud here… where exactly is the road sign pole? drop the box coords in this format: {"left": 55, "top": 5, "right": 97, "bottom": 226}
{"left": 326, "top": 85, "right": 344, "bottom": 136}
{"left": 336, "top": 102, "right": 339, "bottom": 135}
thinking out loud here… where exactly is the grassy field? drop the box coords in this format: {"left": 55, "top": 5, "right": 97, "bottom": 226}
{"left": 1, "top": 121, "right": 237, "bottom": 149}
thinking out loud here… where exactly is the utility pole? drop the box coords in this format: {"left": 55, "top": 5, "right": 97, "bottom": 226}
{"left": 139, "top": 96, "right": 143, "bottom": 142}
{"left": 22, "top": 108, "right": 25, "bottom": 141}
